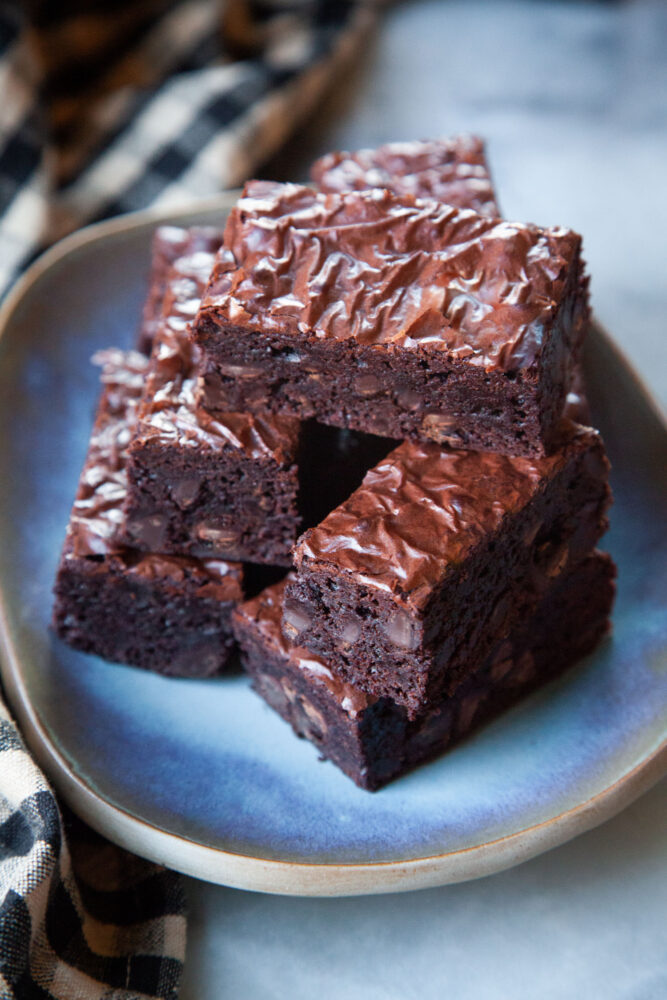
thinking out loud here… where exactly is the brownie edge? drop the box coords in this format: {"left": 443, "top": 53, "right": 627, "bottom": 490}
{"left": 284, "top": 423, "right": 612, "bottom": 718}
{"left": 194, "top": 181, "right": 589, "bottom": 457}
{"left": 311, "top": 135, "right": 501, "bottom": 217}
{"left": 125, "top": 246, "right": 305, "bottom": 565}
{"left": 52, "top": 348, "right": 244, "bottom": 677}
{"left": 233, "top": 553, "right": 616, "bottom": 790}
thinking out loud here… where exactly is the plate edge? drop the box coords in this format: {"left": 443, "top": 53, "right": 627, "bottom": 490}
{"left": 0, "top": 202, "right": 666, "bottom": 895}
{"left": 1, "top": 637, "right": 665, "bottom": 896}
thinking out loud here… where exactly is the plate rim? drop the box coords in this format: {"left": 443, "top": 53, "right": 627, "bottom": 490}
{"left": 1, "top": 195, "right": 666, "bottom": 897}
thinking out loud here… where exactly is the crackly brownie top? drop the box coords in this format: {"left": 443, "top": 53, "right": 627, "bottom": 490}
{"left": 293, "top": 423, "right": 607, "bottom": 611}
{"left": 66, "top": 348, "right": 243, "bottom": 600}
{"left": 235, "top": 578, "right": 372, "bottom": 717}
{"left": 137, "top": 248, "right": 300, "bottom": 464}
{"left": 70, "top": 348, "right": 147, "bottom": 557}
{"left": 311, "top": 135, "right": 500, "bottom": 217}
{"left": 199, "top": 181, "right": 583, "bottom": 371}
{"left": 153, "top": 224, "right": 222, "bottom": 265}
{"left": 139, "top": 225, "right": 223, "bottom": 352}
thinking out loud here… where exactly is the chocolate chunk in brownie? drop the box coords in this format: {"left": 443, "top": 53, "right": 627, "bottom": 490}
{"left": 193, "top": 181, "right": 589, "bottom": 457}
{"left": 283, "top": 423, "right": 611, "bottom": 718}
{"left": 311, "top": 135, "right": 500, "bottom": 217}
{"left": 52, "top": 349, "right": 244, "bottom": 676}
{"left": 234, "top": 553, "right": 616, "bottom": 790}
{"left": 137, "top": 225, "right": 223, "bottom": 355}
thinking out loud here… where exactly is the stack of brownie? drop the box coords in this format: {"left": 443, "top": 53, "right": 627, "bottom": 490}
{"left": 53, "top": 135, "right": 615, "bottom": 789}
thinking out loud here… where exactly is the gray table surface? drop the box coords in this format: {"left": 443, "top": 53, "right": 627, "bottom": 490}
{"left": 181, "top": 2, "right": 667, "bottom": 996}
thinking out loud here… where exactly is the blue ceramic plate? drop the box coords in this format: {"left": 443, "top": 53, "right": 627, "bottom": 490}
{"left": 0, "top": 195, "right": 665, "bottom": 896}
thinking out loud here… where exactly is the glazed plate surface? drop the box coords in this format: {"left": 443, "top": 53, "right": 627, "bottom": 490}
{"left": 0, "top": 194, "right": 665, "bottom": 896}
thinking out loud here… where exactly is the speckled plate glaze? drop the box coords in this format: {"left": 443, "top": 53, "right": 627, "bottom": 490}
{"left": 0, "top": 194, "right": 665, "bottom": 897}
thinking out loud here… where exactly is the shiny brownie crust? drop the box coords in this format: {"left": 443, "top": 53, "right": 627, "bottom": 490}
{"left": 283, "top": 425, "right": 611, "bottom": 718}
{"left": 234, "top": 553, "right": 616, "bottom": 790}
{"left": 52, "top": 348, "right": 244, "bottom": 676}
{"left": 194, "top": 182, "right": 589, "bottom": 457}
{"left": 137, "top": 225, "right": 222, "bottom": 355}
{"left": 123, "top": 246, "right": 303, "bottom": 565}
{"left": 311, "top": 135, "right": 500, "bottom": 216}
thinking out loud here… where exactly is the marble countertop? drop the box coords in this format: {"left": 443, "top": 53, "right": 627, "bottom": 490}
{"left": 181, "top": 2, "right": 667, "bottom": 996}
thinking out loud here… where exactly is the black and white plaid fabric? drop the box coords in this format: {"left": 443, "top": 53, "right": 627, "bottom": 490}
{"left": 0, "top": 2, "right": 379, "bottom": 996}
{"left": 0, "top": 0, "right": 378, "bottom": 296}
{"left": 1, "top": 698, "right": 185, "bottom": 999}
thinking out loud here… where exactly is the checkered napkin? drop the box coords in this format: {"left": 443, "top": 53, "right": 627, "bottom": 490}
{"left": 0, "top": 2, "right": 378, "bottom": 996}
{"left": 0, "top": 700, "right": 185, "bottom": 999}
{"left": 0, "top": 0, "right": 377, "bottom": 297}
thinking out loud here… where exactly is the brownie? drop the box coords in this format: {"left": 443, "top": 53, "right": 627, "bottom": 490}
{"left": 137, "top": 225, "right": 223, "bottom": 354}
{"left": 311, "top": 135, "right": 500, "bottom": 217}
{"left": 312, "top": 140, "right": 589, "bottom": 429}
{"left": 52, "top": 349, "right": 244, "bottom": 677}
{"left": 234, "top": 553, "right": 616, "bottom": 790}
{"left": 123, "top": 248, "right": 305, "bottom": 565}
{"left": 283, "top": 423, "right": 611, "bottom": 718}
{"left": 193, "top": 181, "right": 590, "bottom": 457}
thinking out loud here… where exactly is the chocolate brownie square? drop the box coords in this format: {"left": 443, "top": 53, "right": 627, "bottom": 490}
{"left": 282, "top": 423, "right": 611, "bottom": 718}
{"left": 137, "top": 225, "right": 222, "bottom": 355}
{"left": 234, "top": 553, "right": 616, "bottom": 789}
{"left": 53, "top": 349, "right": 244, "bottom": 677}
{"left": 193, "top": 181, "right": 589, "bottom": 457}
{"left": 123, "top": 248, "right": 305, "bottom": 565}
{"left": 311, "top": 135, "right": 500, "bottom": 217}
{"left": 312, "top": 139, "right": 590, "bottom": 427}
